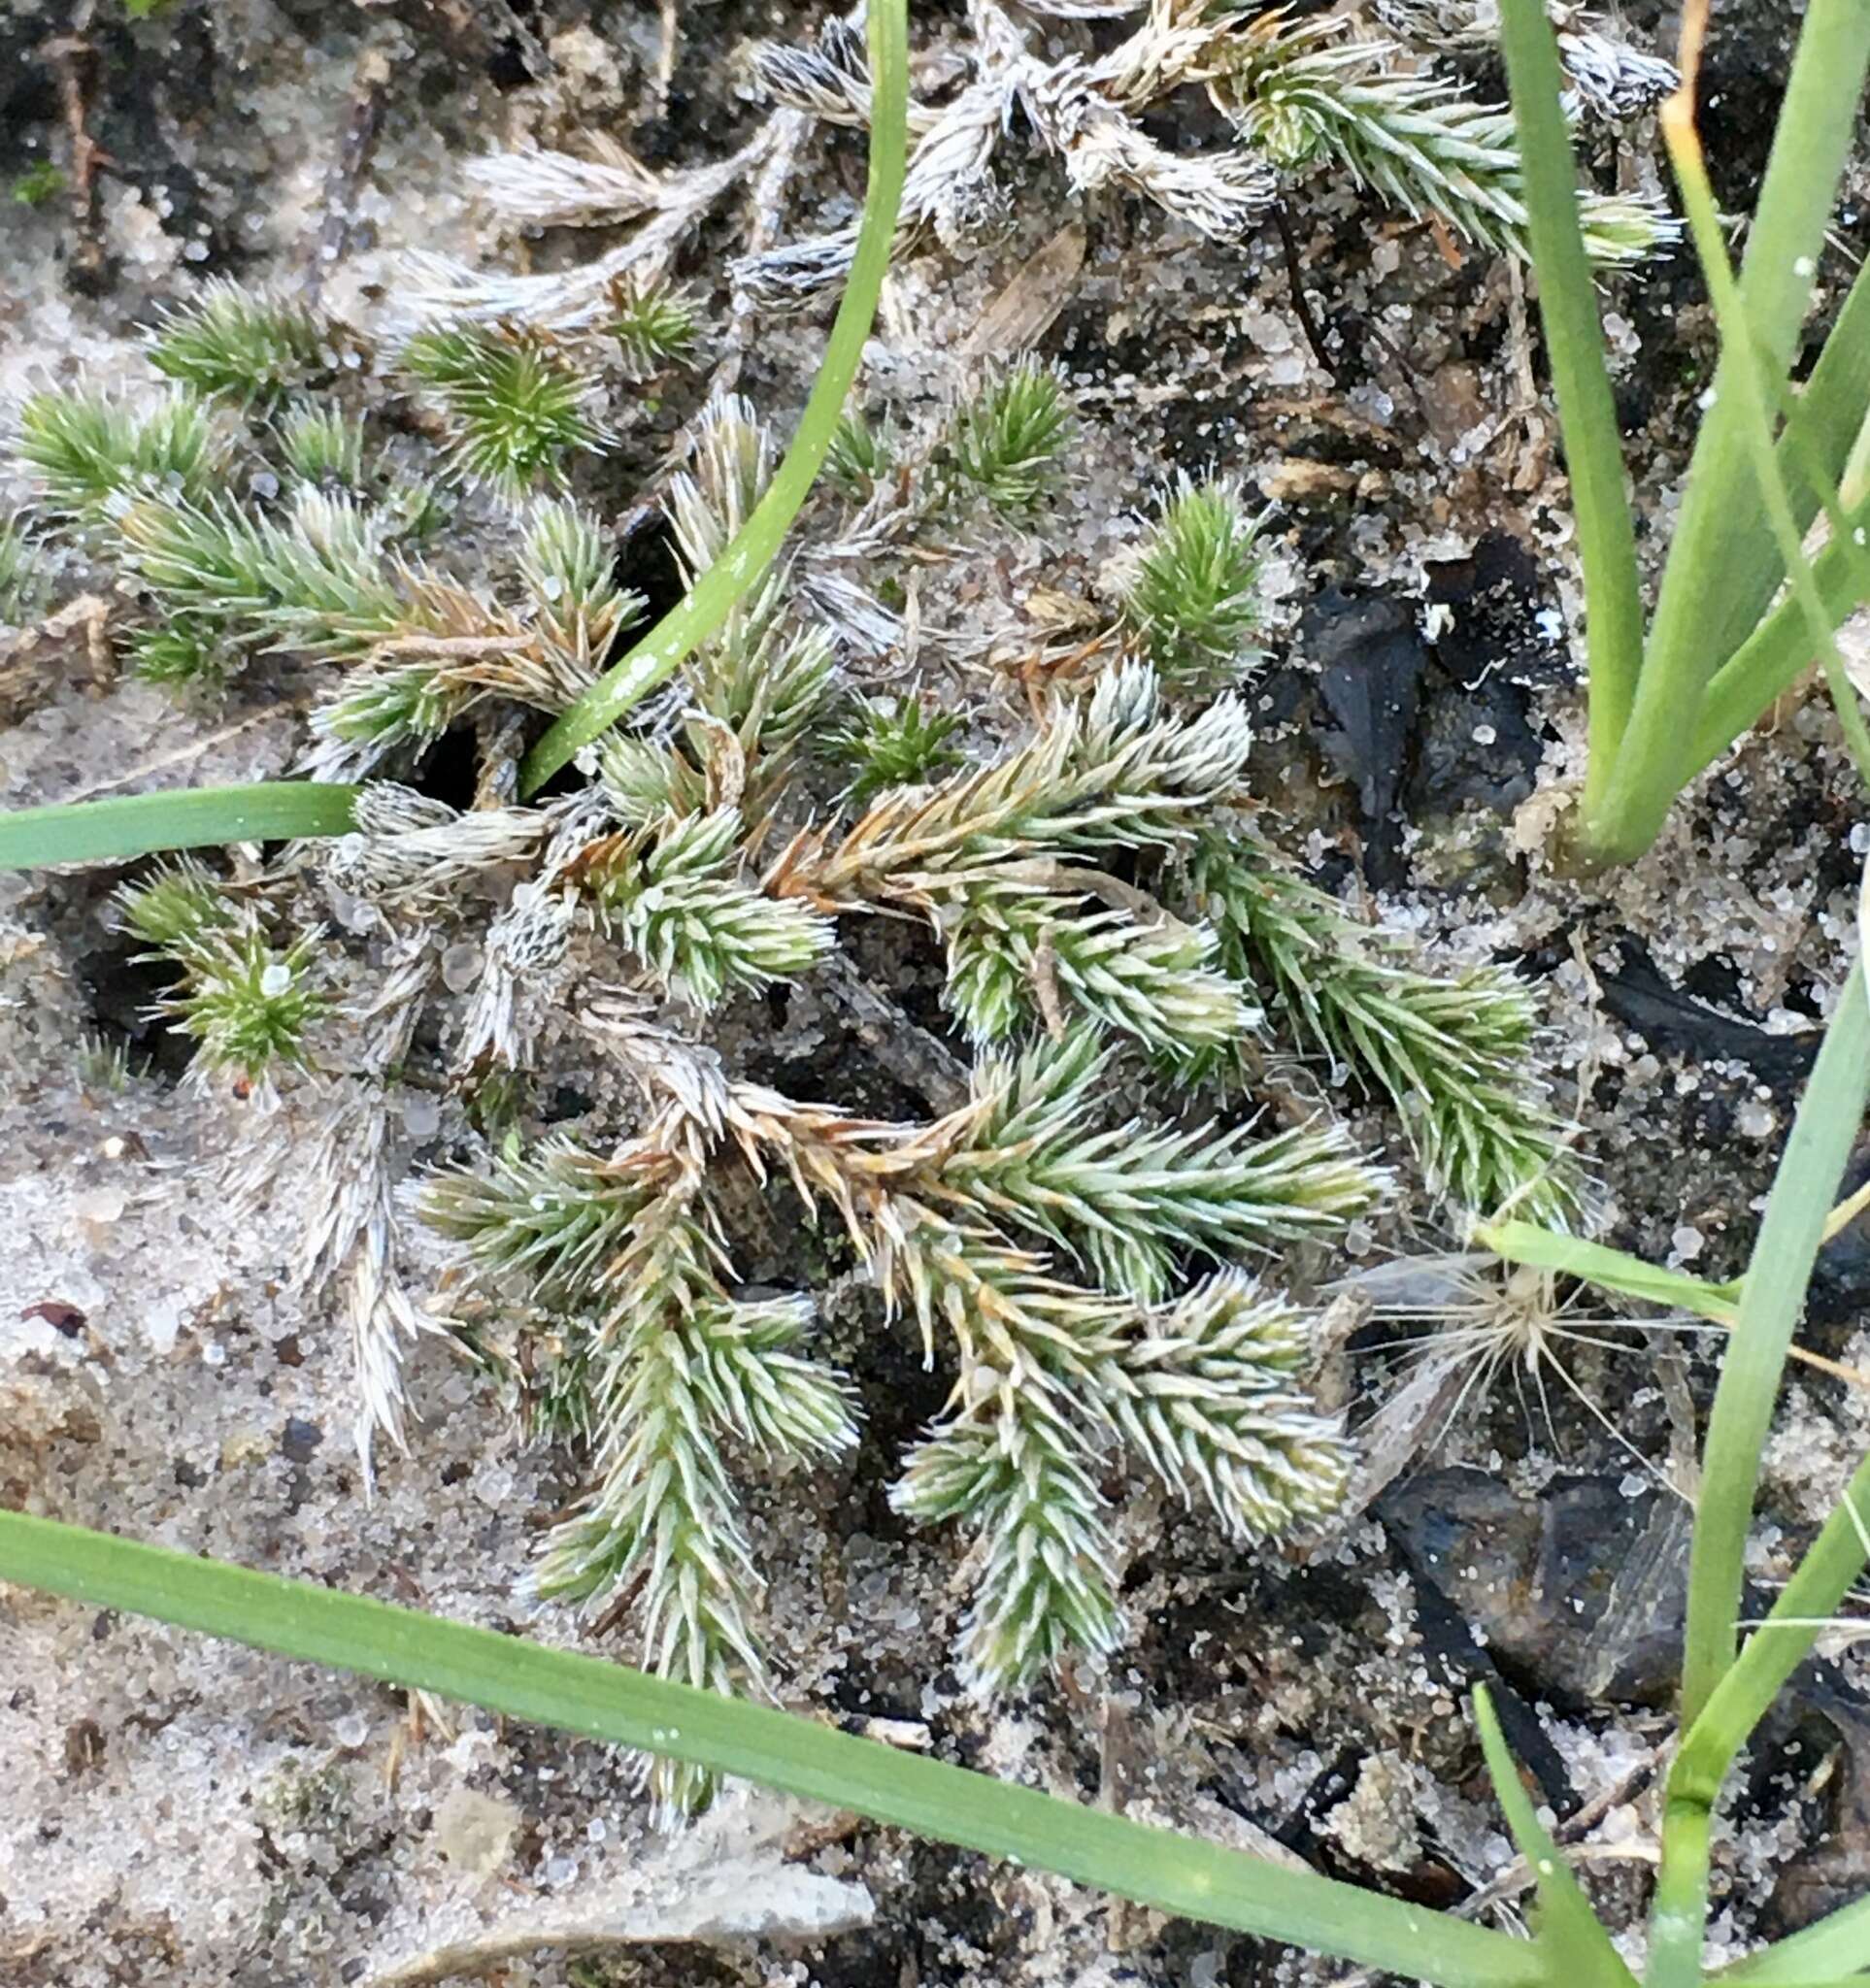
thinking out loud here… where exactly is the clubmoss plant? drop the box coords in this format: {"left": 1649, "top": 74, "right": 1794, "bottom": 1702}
{"left": 1183, "top": 828, "right": 1579, "bottom": 1223}
{"left": 422, "top": 1013, "right": 1374, "bottom": 1814}
{"left": 827, "top": 693, "right": 968, "bottom": 804}
{"left": 1376, "top": 1, "right": 1680, "bottom": 120}
{"left": 1215, "top": 13, "right": 1671, "bottom": 268}
{"left": 278, "top": 405, "right": 367, "bottom": 490}
{"left": 114, "top": 858, "right": 327, "bottom": 1092}
{"left": 16, "top": 388, "right": 220, "bottom": 520}
{"left": 822, "top": 407, "right": 893, "bottom": 498}
{"left": 7, "top": 284, "right": 1572, "bottom": 1825}
{"left": 944, "top": 360, "right": 1074, "bottom": 516}
{"left": 400, "top": 322, "right": 605, "bottom": 492}
{"left": 735, "top": 2, "right": 1673, "bottom": 309}
{"left": 605, "top": 273, "right": 703, "bottom": 376}
{"left": 150, "top": 279, "right": 348, "bottom": 405}
{"left": 1120, "top": 475, "right": 1268, "bottom": 694}
{"left": 0, "top": 514, "right": 42, "bottom": 624}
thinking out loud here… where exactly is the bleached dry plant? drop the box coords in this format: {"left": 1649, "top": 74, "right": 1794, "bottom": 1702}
{"left": 737, "top": 0, "right": 1674, "bottom": 309}
{"left": 12, "top": 273, "right": 1582, "bottom": 1821}
{"left": 1343, "top": 1250, "right": 1679, "bottom": 1472}
{"left": 1370, "top": 1, "right": 1679, "bottom": 121}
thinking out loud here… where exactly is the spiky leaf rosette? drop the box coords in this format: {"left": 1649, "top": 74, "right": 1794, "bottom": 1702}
{"left": 945, "top": 1027, "right": 1387, "bottom": 1299}
{"left": 150, "top": 279, "right": 342, "bottom": 403}
{"left": 508, "top": 1182, "right": 855, "bottom": 1820}
{"left": 111, "top": 484, "right": 408, "bottom": 658}
{"left": 280, "top": 405, "right": 367, "bottom": 489}
{"left": 116, "top": 860, "right": 327, "bottom": 1088}
{"left": 580, "top": 810, "right": 835, "bottom": 1011}
{"left": 823, "top": 408, "right": 893, "bottom": 497}
{"left": 827, "top": 695, "right": 966, "bottom": 806}
{"left": 1216, "top": 17, "right": 1673, "bottom": 269}
{"left": 1121, "top": 476, "right": 1267, "bottom": 693}
{"left": 113, "top": 856, "right": 239, "bottom": 953}
{"left": 0, "top": 515, "right": 41, "bottom": 625}
{"left": 16, "top": 389, "right": 219, "bottom": 520}
{"left": 946, "top": 361, "right": 1073, "bottom": 516}
{"left": 606, "top": 273, "right": 702, "bottom": 375}
{"left": 770, "top": 663, "right": 1258, "bottom": 1055}
{"left": 1182, "top": 828, "right": 1577, "bottom": 1223}
{"left": 401, "top": 321, "right": 603, "bottom": 491}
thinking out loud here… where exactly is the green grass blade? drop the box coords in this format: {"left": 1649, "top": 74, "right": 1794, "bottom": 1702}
{"left": 1677, "top": 1450, "right": 1870, "bottom": 1811}
{"left": 1593, "top": 0, "right": 1870, "bottom": 862}
{"left": 0, "top": 1510, "right": 1547, "bottom": 1988}
{"left": 1720, "top": 260, "right": 1870, "bottom": 647}
{"left": 1474, "top": 1219, "right": 1740, "bottom": 1324}
{"left": 1721, "top": 1892, "right": 1870, "bottom": 1985}
{"left": 1680, "top": 961, "right": 1870, "bottom": 1727}
{"left": 517, "top": 0, "right": 909, "bottom": 797}
{"left": 1472, "top": 1685, "right": 1634, "bottom": 1988}
{"left": 1660, "top": 75, "right": 1870, "bottom": 797}
{"left": 1497, "top": 0, "right": 1644, "bottom": 826}
{"left": 1686, "top": 480, "right": 1870, "bottom": 782}
{"left": 1653, "top": 1448, "right": 1870, "bottom": 1988}
{"left": 0, "top": 781, "right": 360, "bottom": 871}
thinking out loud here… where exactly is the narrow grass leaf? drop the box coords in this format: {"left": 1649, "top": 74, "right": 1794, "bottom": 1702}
{"left": 1593, "top": 0, "right": 1870, "bottom": 860}
{"left": 1497, "top": 0, "right": 1644, "bottom": 826}
{"left": 1474, "top": 1219, "right": 1740, "bottom": 1324}
{"left": 0, "top": 781, "right": 360, "bottom": 871}
{"left": 1472, "top": 1684, "right": 1635, "bottom": 1988}
{"left": 1660, "top": 63, "right": 1870, "bottom": 795}
{"left": 517, "top": 0, "right": 909, "bottom": 794}
{"left": 1681, "top": 959, "right": 1870, "bottom": 1725}
{"left": 0, "top": 1509, "right": 1547, "bottom": 1988}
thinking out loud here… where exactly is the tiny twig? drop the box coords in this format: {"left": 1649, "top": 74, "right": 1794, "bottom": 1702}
{"left": 816, "top": 951, "right": 971, "bottom": 1114}
{"left": 1275, "top": 205, "right": 1335, "bottom": 380}
{"left": 42, "top": 4, "right": 110, "bottom": 294}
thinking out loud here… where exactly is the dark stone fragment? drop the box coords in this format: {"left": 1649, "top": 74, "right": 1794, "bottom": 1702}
{"left": 1308, "top": 588, "right": 1428, "bottom": 887}
{"left": 1601, "top": 941, "right": 1818, "bottom": 1087}
{"left": 281, "top": 1417, "right": 324, "bottom": 1463}
{"left": 21, "top": 1300, "right": 85, "bottom": 1338}
{"left": 1379, "top": 1466, "right": 1687, "bottom": 1710}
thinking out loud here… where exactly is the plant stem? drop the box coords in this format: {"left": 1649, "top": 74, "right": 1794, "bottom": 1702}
{"left": 1682, "top": 1454, "right": 1870, "bottom": 1805}
{"left": 1588, "top": 0, "right": 1870, "bottom": 864}
{"left": 1497, "top": 0, "right": 1643, "bottom": 827}
{"left": 1660, "top": 60, "right": 1870, "bottom": 798}
{"left": 1645, "top": 1797, "right": 1715, "bottom": 1988}
{"left": 1475, "top": 1218, "right": 1740, "bottom": 1324}
{"left": 0, "top": 1510, "right": 1546, "bottom": 1988}
{"left": 1474, "top": 1686, "right": 1637, "bottom": 1988}
{"left": 517, "top": 0, "right": 909, "bottom": 796}
{"left": 1679, "top": 961, "right": 1870, "bottom": 1727}
{"left": 1686, "top": 480, "right": 1870, "bottom": 780}
{"left": 0, "top": 780, "right": 360, "bottom": 871}
{"left": 1653, "top": 1448, "right": 1870, "bottom": 1988}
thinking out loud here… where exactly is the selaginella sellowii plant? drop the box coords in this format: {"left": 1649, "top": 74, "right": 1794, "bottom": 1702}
{"left": 8, "top": 274, "right": 1578, "bottom": 1817}
{"left": 398, "top": 2, "right": 1675, "bottom": 336}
